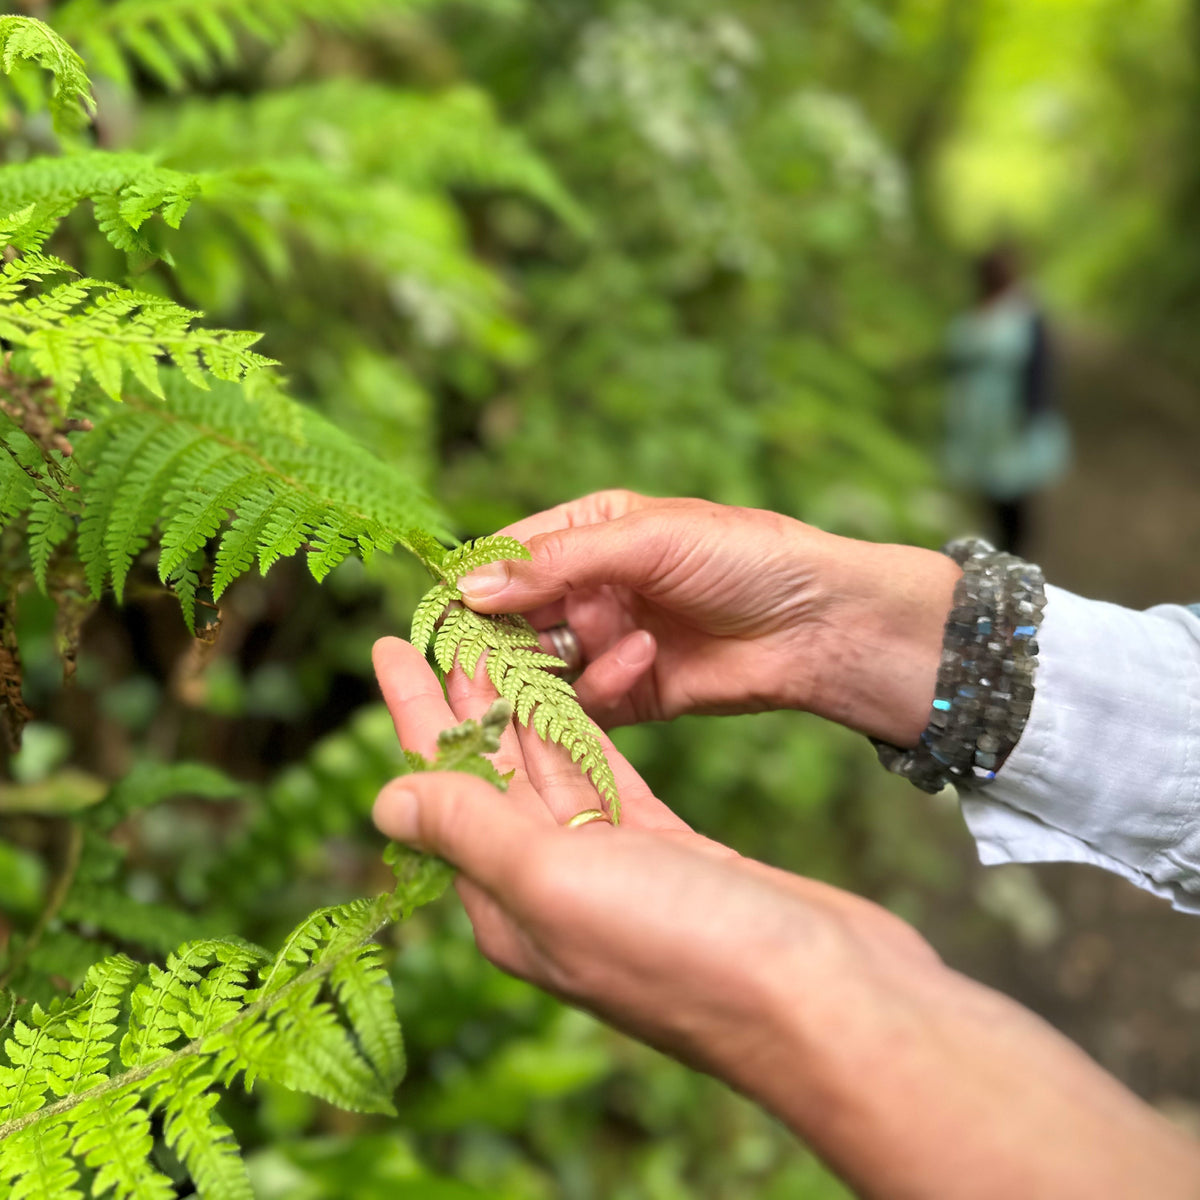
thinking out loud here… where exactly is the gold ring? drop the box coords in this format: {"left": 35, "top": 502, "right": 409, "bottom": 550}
{"left": 566, "top": 808, "right": 611, "bottom": 829}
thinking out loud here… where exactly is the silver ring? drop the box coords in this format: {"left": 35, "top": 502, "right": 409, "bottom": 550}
{"left": 545, "top": 625, "right": 584, "bottom": 682}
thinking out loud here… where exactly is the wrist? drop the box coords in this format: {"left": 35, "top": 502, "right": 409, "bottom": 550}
{"left": 804, "top": 537, "right": 960, "bottom": 746}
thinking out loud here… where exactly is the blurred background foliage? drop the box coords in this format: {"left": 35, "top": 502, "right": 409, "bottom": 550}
{"left": 4, "top": 0, "right": 1200, "bottom": 1194}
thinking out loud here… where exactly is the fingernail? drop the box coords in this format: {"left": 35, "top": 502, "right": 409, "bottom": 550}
{"left": 615, "top": 629, "right": 654, "bottom": 668}
{"left": 374, "top": 783, "right": 419, "bottom": 839}
{"left": 459, "top": 562, "right": 510, "bottom": 599}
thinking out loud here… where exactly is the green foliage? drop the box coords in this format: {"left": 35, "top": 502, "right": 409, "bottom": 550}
{"left": 0, "top": 251, "right": 275, "bottom": 406}
{"left": 413, "top": 539, "right": 621, "bottom": 818}
{"left": 0, "top": 16, "right": 93, "bottom": 134}
{"left": 51, "top": 0, "right": 449, "bottom": 92}
{"left": 0, "top": 899, "right": 400, "bottom": 1197}
{"left": 0, "top": 703, "right": 511, "bottom": 1197}
{"left": 0, "top": 2, "right": 986, "bottom": 1196}
{"left": 74, "top": 372, "right": 446, "bottom": 604}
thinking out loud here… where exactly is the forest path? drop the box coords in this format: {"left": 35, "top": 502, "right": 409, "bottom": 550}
{"left": 947, "top": 328, "right": 1200, "bottom": 1111}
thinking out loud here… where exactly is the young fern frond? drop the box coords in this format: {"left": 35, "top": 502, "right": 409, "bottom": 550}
{"left": 0, "top": 16, "right": 94, "bottom": 134}
{"left": 412, "top": 541, "right": 621, "bottom": 819}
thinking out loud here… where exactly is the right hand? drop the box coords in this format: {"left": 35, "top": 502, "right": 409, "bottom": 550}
{"left": 457, "top": 490, "right": 959, "bottom": 744}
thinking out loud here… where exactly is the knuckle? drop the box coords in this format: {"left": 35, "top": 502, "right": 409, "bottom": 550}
{"left": 529, "top": 528, "right": 575, "bottom": 585}
{"left": 597, "top": 487, "right": 643, "bottom": 515}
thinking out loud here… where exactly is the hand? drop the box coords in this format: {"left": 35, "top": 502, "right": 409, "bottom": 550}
{"left": 371, "top": 637, "right": 928, "bottom": 1081}
{"left": 372, "top": 637, "right": 1200, "bottom": 1199}
{"left": 457, "top": 490, "right": 961, "bottom": 746}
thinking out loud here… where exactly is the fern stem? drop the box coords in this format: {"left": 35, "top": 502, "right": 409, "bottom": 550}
{"left": 0, "top": 895, "right": 401, "bottom": 1142}
{"left": 0, "top": 442, "right": 62, "bottom": 507}
{"left": 0, "top": 820, "right": 83, "bottom": 990}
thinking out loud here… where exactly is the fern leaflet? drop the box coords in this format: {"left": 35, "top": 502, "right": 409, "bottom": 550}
{"left": 411, "top": 542, "right": 620, "bottom": 818}
{"left": 52, "top": 0, "right": 460, "bottom": 92}
{"left": 0, "top": 16, "right": 94, "bottom": 134}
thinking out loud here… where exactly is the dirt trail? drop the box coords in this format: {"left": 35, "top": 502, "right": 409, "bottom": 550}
{"left": 941, "top": 327, "right": 1200, "bottom": 1110}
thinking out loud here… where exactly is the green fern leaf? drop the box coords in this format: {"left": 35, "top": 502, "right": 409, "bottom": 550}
{"left": 26, "top": 494, "right": 74, "bottom": 594}
{"left": 52, "top": 0, "right": 453, "bottom": 92}
{"left": 67, "top": 1087, "right": 174, "bottom": 1199}
{"left": 429, "top": 605, "right": 620, "bottom": 819}
{"left": 0, "top": 264, "right": 276, "bottom": 404}
{"left": 0, "top": 16, "right": 94, "bottom": 134}
{"left": 92, "top": 762, "right": 242, "bottom": 835}
{"left": 72, "top": 371, "right": 449, "bottom": 607}
{"left": 440, "top": 534, "right": 530, "bottom": 583}
{"left": 409, "top": 583, "right": 456, "bottom": 655}
{"left": 0, "top": 1119, "right": 82, "bottom": 1200}
{"left": 155, "top": 1063, "right": 252, "bottom": 1200}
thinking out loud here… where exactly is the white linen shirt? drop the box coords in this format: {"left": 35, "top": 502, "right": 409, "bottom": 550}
{"left": 960, "top": 586, "right": 1200, "bottom": 913}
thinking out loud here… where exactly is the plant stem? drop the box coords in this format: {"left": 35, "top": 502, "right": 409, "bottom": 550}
{"left": 0, "top": 819, "right": 82, "bottom": 990}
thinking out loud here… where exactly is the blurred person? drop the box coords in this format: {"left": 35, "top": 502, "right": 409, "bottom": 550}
{"left": 945, "top": 243, "right": 1071, "bottom": 555}
{"left": 373, "top": 490, "right": 1200, "bottom": 1199}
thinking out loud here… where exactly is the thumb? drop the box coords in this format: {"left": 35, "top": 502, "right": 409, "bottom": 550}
{"left": 458, "top": 515, "right": 671, "bottom": 613}
{"left": 373, "top": 771, "right": 544, "bottom": 892}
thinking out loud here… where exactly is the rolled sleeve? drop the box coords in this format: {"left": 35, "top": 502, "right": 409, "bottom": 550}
{"left": 959, "top": 585, "right": 1200, "bottom": 912}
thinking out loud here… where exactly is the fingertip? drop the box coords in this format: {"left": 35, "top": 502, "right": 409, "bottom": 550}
{"left": 458, "top": 562, "right": 511, "bottom": 605}
{"left": 373, "top": 635, "right": 414, "bottom": 670}
{"left": 373, "top": 779, "right": 419, "bottom": 841}
{"left": 615, "top": 628, "right": 656, "bottom": 668}
{"left": 375, "top": 770, "right": 539, "bottom": 886}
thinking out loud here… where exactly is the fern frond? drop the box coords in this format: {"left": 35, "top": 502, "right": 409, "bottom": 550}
{"left": 155, "top": 1063, "right": 252, "bottom": 1200}
{"left": 52, "top": 0, "right": 454, "bottom": 92}
{"left": 66, "top": 1087, "right": 173, "bottom": 1198}
{"left": 90, "top": 761, "right": 243, "bottom": 834}
{"left": 68, "top": 370, "right": 448, "bottom": 603}
{"left": 440, "top": 535, "right": 530, "bottom": 582}
{"left": 0, "top": 876, "right": 433, "bottom": 1194}
{"left": 0, "top": 1119, "right": 81, "bottom": 1200}
{"left": 26, "top": 494, "right": 74, "bottom": 595}
{"left": 148, "top": 82, "right": 589, "bottom": 231}
{"left": 411, "top": 541, "right": 619, "bottom": 818}
{"left": 431, "top": 606, "right": 620, "bottom": 819}
{"left": 0, "top": 16, "right": 94, "bottom": 134}
{"left": 409, "top": 583, "right": 456, "bottom": 655}
{"left": 0, "top": 153, "right": 202, "bottom": 258}
{"left": 0, "top": 263, "right": 276, "bottom": 405}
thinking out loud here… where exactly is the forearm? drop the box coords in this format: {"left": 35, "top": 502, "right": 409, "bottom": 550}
{"left": 796, "top": 535, "right": 959, "bottom": 746}
{"left": 743, "top": 946, "right": 1200, "bottom": 1199}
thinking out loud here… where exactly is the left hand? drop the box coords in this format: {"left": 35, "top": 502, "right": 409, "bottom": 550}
{"left": 370, "top": 636, "right": 932, "bottom": 1088}
{"left": 371, "top": 637, "right": 1200, "bottom": 1200}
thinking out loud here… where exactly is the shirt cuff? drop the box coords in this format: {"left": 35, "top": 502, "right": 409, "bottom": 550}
{"left": 959, "top": 584, "right": 1200, "bottom": 913}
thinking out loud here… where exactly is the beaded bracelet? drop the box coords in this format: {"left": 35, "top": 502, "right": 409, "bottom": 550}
{"left": 871, "top": 539, "right": 1046, "bottom": 794}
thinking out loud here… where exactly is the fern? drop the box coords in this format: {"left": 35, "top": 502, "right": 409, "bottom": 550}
{"left": 0, "top": 154, "right": 202, "bottom": 258}
{"left": 68, "top": 370, "right": 448, "bottom": 615}
{"left": 0, "top": 252, "right": 276, "bottom": 405}
{"left": 412, "top": 540, "right": 621, "bottom": 820}
{"left": 0, "top": 704, "right": 513, "bottom": 1198}
{"left": 51, "top": 0, "right": 464, "bottom": 92}
{"left": 0, "top": 905, "right": 396, "bottom": 1197}
{"left": 0, "top": 16, "right": 94, "bottom": 135}
{"left": 146, "top": 82, "right": 590, "bottom": 232}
